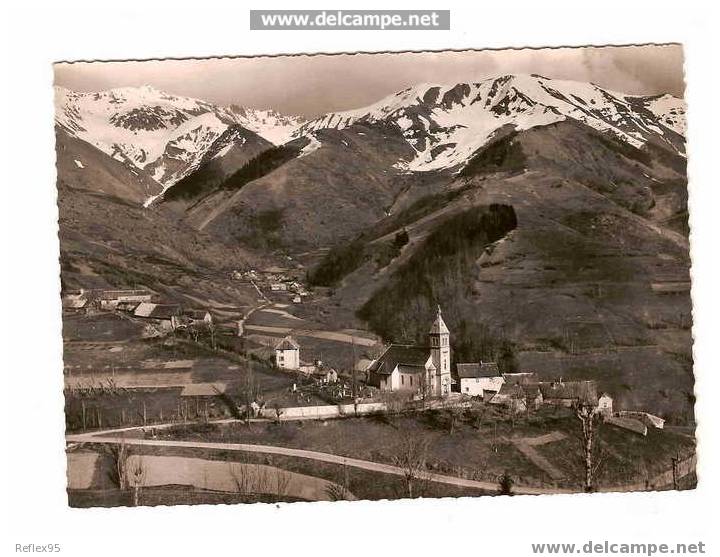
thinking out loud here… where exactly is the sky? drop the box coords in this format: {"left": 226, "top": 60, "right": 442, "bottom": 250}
{"left": 54, "top": 44, "right": 684, "bottom": 118}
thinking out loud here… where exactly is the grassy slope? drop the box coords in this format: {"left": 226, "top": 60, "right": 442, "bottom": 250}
{"left": 58, "top": 182, "right": 261, "bottom": 311}
{"left": 55, "top": 128, "right": 162, "bottom": 204}
{"left": 189, "top": 123, "right": 417, "bottom": 250}
{"left": 160, "top": 125, "right": 273, "bottom": 206}
{"left": 62, "top": 312, "right": 312, "bottom": 432}
{"left": 72, "top": 443, "right": 488, "bottom": 505}
{"left": 156, "top": 408, "right": 694, "bottom": 491}
{"left": 305, "top": 121, "right": 692, "bottom": 420}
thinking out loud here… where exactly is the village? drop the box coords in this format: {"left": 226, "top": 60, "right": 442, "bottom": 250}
{"left": 59, "top": 270, "right": 697, "bottom": 508}
{"left": 63, "top": 282, "right": 667, "bottom": 435}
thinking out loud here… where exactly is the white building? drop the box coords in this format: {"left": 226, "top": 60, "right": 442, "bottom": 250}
{"left": 597, "top": 393, "right": 614, "bottom": 417}
{"left": 618, "top": 410, "right": 664, "bottom": 429}
{"left": 456, "top": 361, "right": 504, "bottom": 397}
{"left": 366, "top": 306, "right": 452, "bottom": 397}
{"left": 275, "top": 336, "right": 300, "bottom": 370}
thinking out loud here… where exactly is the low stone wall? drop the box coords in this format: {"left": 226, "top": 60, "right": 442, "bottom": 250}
{"left": 261, "top": 402, "right": 387, "bottom": 420}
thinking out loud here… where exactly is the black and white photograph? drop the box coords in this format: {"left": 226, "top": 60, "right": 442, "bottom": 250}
{"left": 55, "top": 44, "right": 695, "bottom": 506}
{"left": 3, "top": 3, "right": 718, "bottom": 556}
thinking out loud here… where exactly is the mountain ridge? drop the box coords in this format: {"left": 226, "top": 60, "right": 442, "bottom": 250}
{"left": 293, "top": 74, "right": 686, "bottom": 173}
{"left": 54, "top": 85, "right": 305, "bottom": 193}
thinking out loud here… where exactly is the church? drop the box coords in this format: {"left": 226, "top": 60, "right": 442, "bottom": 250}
{"left": 366, "top": 306, "right": 452, "bottom": 397}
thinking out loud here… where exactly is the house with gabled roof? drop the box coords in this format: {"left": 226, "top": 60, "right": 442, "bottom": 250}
{"left": 503, "top": 372, "right": 539, "bottom": 385}
{"left": 366, "top": 306, "right": 452, "bottom": 397}
{"left": 455, "top": 361, "right": 504, "bottom": 397}
{"left": 275, "top": 336, "right": 300, "bottom": 370}
{"left": 490, "top": 382, "right": 543, "bottom": 413}
{"left": 134, "top": 302, "right": 181, "bottom": 331}
{"left": 62, "top": 296, "right": 88, "bottom": 312}
{"left": 95, "top": 288, "right": 153, "bottom": 309}
{"left": 174, "top": 308, "right": 213, "bottom": 329}
{"left": 539, "top": 379, "right": 598, "bottom": 407}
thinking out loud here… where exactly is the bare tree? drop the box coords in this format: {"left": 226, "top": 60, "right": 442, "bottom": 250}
{"left": 127, "top": 456, "right": 146, "bottom": 506}
{"left": 272, "top": 468, "right": 292, "bottom": 500}
{"left": 392, "top": 437, "right": 430, "bottom": 498}
{"left": 575, "top": 401, "right": 603, "bottom": 492}
{"left": 188, "top": 323, "right": 201, "bottom": 343}
{"left": 206, "top": 322, "right": 218, "bottom": 351}
{"left": 239, "top": 367, "right": 261, "bottom": 425}
{"left": 105, "top": 438, "right": 130, "bottom": 489}
{"left": 325, "top": 463, "right": 352, "bottom": 501}
{"left": 272, "top": 403, "right": 284, "bottom": 425}
{"left": 229, "top": 463, "right": 252, "bottom": 498}
{"left": 104, "top": 439, "right": 146, "bottom": 505}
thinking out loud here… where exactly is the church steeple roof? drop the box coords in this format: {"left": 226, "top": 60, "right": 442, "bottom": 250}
{"left": 429, "top": 305, "right": 450, "bottom": 335}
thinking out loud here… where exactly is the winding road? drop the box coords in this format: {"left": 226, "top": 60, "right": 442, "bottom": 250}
{"left": 67, "top": 427, "right": 695, "bottom": 497}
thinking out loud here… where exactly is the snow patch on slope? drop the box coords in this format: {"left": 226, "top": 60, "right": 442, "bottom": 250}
{"left": 55, "top": 85, "right": 305, "bottom": 189}
{"left": 298, "top": 134, "right": 322, "bottom": 158}
{"left": 294, "top": 74, "right": 686, "bottom": 173}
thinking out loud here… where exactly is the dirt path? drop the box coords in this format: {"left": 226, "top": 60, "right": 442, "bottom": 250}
{"left": 243, "top": 325, "right": 377, "bottom": 347}
{"left": 260, "top": 308, "right": 304, "bottom": 321}
{"left": 512, "top": 432, "right": 567, "bottom": 481}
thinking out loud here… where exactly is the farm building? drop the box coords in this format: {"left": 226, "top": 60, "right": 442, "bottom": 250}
{"left": 178, "top": 309, "right": 213, "bottom": 327}
{"left": 617, "top": 411, "right": 664, "bottom": 429}
{"left": 539, "top": 380, "right": 598, "bottom": 407}
{"left": 62, "top": 296, "right": 88, "bottom": 312}
{"left": 366, "top": 306, "right": 451, "bottom": 397}
{"left": 95, "top": 289, "right": 153, "bottom": 309}
{"left": 134, "top": 302, "right": 181, "bottom": 331}
{"left": 275, "top": 336, "right": 301, "bottom": 370}
{"left": 490, "top": 383, "right": 543, "bottom": 414}
{"left": 503, "top": 372, "right": 539, "bottom": 385}
{"left": 455, "top": 361, "right": 503, "bottom": 397}
{"left": 115, "top": 300, "right": 140, "bottom": 313}
{"left": 606, "top": 416, "right": 648, "bottom": 436}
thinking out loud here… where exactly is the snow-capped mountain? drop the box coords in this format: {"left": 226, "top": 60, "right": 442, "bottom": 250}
{"left": 226, "top": 105, "right": 305, "bottom": 146}
{"left": 54, "top": 85, "right": 305, "bottom": 188}
{"left": 293, "top": 74, "right": 686, "bottom": 172}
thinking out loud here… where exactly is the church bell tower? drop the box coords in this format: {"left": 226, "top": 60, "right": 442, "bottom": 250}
{"left": 429, "top": 305, "right": 451, "bottom": 396}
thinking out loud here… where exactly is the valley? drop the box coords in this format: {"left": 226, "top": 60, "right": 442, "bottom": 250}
{"left": 56, "top": 70, "right": 694, "bottom": 505}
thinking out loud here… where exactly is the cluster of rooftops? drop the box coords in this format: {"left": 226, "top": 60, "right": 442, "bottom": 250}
{"left": 62, "top": 288, "right": 212, "bottom": 327}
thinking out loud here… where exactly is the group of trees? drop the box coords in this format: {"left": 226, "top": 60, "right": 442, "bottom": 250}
{"left": 185, "top": 321, "right": 219, "bottom": 350}
{"left": 228, "top": 461, "right": 292, "bottom": 502}
{"left": 358, "top": 204, "right": 519, "bottom": 367}
{"left": 105, "top": 438, "right": 146, "bottom": 506}
{"left": 306, "top": 237, "right": 368, "bottom": 287}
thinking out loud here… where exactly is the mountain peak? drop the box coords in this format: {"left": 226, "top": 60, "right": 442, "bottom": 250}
{"left": 293, "top": 73, "right": 686, "bottom": 172}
